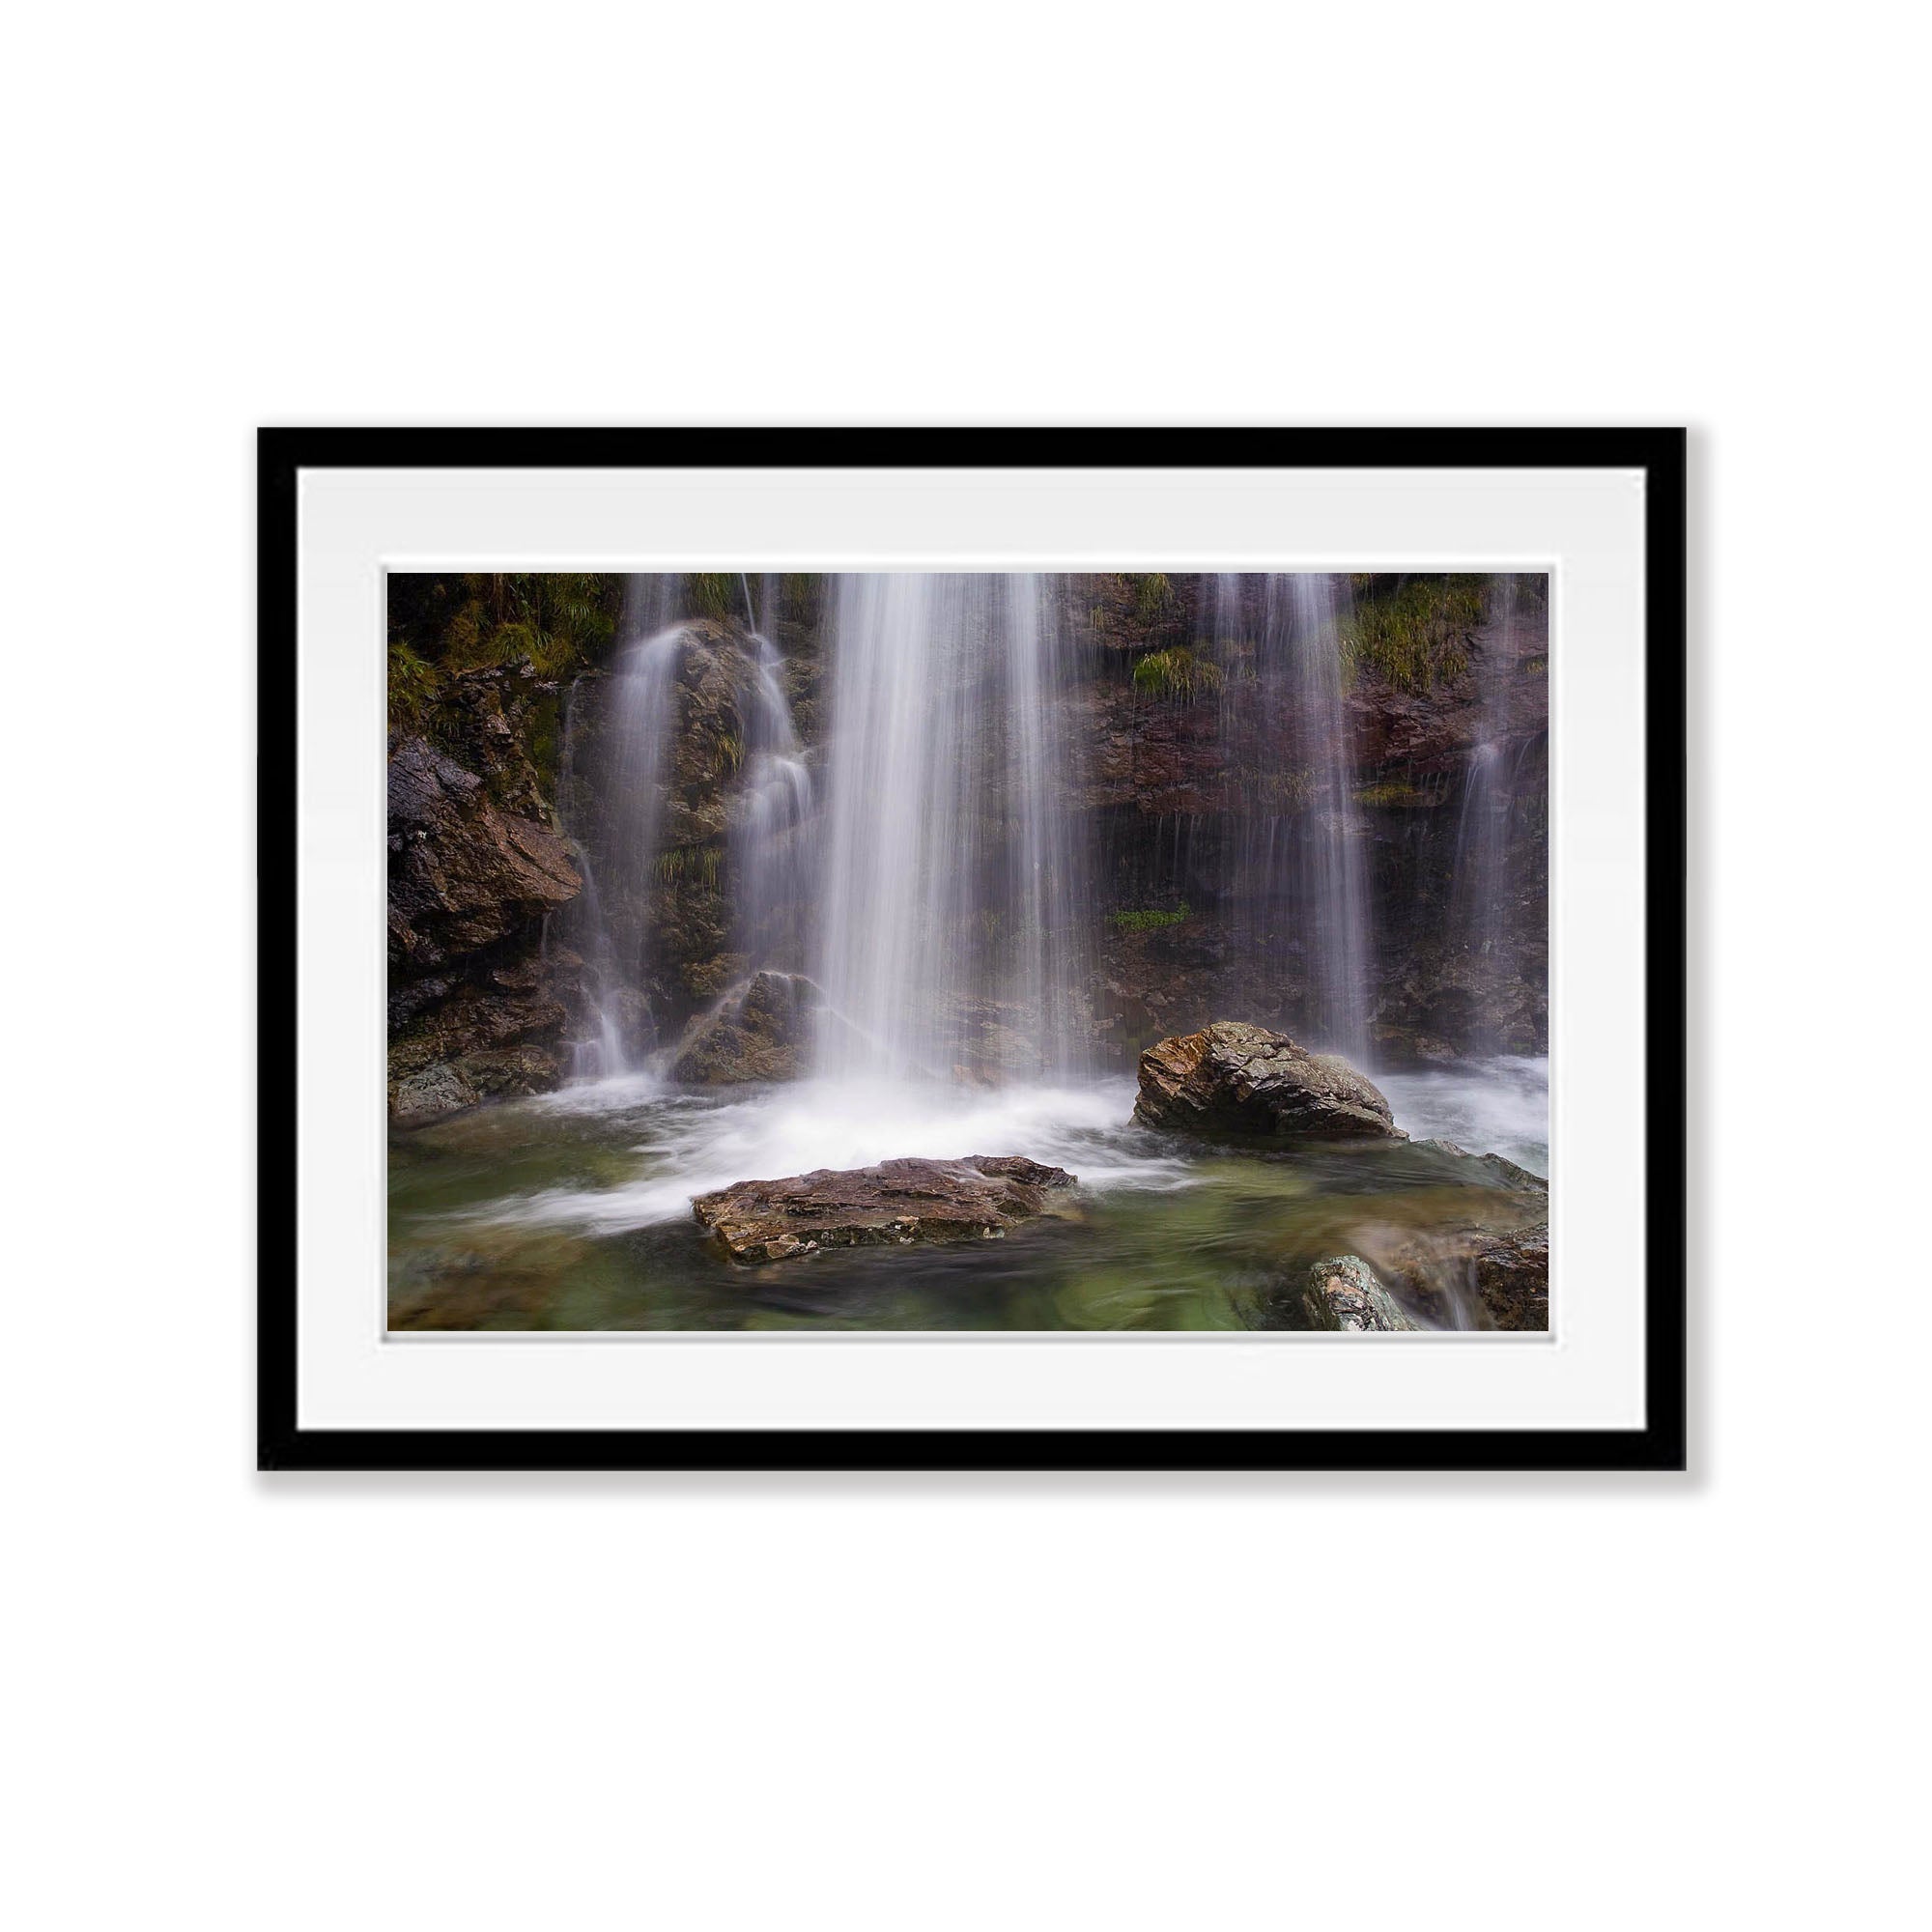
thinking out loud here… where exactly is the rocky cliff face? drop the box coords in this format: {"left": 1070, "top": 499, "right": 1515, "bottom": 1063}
{"left": 1070, "top": 574, "right": 1548, "bottom": 1067}
{"left": 387, "top": 576, "right": 1547, "bottom": 1107}
{"left": 386, "top": 666, "right": 583, "bottom": 1123}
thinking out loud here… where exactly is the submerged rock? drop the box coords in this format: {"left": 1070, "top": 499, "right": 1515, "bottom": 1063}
{"left": 1409, "top": 1139, "right": 1548, "bottom": 1196}
{"left": 1297, "top": 1256, "right": 1419, "bottom": 1332}
{"left": 1131, "top": 1022, "right": 1404, "bottom": 1142}
{"left": 693, "top": 1155, "right": 1077, "bottom": 1264}
{"left": 669, "top": 972, "right": 822, "bottom": 1085}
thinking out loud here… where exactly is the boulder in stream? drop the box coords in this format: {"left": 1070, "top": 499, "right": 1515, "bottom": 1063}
{"left": 1131, "top": 1021, "right": 1404, "bottom": 1142}
{"left": 693, "top": 1154, "right": 1077, "bottom": 1264}
{"left": 1296, "top": 1255, "right": 1419, "bottom": 1332}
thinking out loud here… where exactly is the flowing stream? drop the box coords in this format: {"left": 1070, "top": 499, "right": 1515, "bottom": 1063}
{"left": 390, "top": 1059, "right": 1548, "bottom": 1330}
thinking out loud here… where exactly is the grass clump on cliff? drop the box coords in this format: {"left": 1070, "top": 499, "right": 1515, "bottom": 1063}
{"left": 1132, "top": 646, "right": 1223, "bottom": 704}
{"left": 1243, "top": 763, "right": 1314, "bottom": 810}
{"left": 1354, "top": 778, "right": 1437, "bottom": 809}
{"left": 438, "top": 574, "right": 619, "bottom": 679}
{"left": 685, "top": 574, "right": 747, "bottom": 622}
{"left": 1339, "top": 576, "right": 1483, "bottom": 694}
{"left": 385, "top": 572, "right": 625, "bottom": 753}
{"left": 387, "top": 639, "right": 440, "bottom": 732}
{"left": 1110, "top": 902, "right": 1191, "bottom": 932}
{"left": 1129, "top": 573, "right": 1178, "bottom": 623}
{"left": 655, "top": 844, "right": 724, "bottom": 890}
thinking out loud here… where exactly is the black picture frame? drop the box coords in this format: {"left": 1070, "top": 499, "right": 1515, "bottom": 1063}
{"left": 259, "top": 427, "right": 1686, "bottom": 1473}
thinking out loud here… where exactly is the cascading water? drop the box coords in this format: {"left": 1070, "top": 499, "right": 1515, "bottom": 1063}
{"left": 552, "top": 691, "right": 629, "bottom": 1078}
{"left": 1213, "top": 574, "right": 1372, "bottom": 1061}
{"left": 556, "top": 574, "right": 819, "bottom": 1077}
{"left": 1279, "top": 573, "right": 1372, "bottom": 1062}
{"left": 813, "top": 573, "right": 1089, "bottom": 1081}
{"left": 557, "top": 623, "right": 682, "bottom": 1073}
{"left": 731, "top": 629, "right": 814, "bottom": 972}
{"left": 1452, "top": 575, "right": 1520, "bottom": 974}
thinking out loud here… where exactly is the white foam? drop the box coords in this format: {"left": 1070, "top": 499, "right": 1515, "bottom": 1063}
{"left": 496, "top": 1075, "right": 1194, "bottom": 1234}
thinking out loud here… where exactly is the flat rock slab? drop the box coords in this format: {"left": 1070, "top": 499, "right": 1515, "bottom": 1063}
{"left": 1132, "top": 1021, "right": 1404, "bottom": 1142}
{"left": 693, "top": 1155, "right": 1076, "bottom": 1264}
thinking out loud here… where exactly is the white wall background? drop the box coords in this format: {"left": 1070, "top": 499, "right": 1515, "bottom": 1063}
{"left": 6, "top": 4, "right": 1924, "bottom": 1927}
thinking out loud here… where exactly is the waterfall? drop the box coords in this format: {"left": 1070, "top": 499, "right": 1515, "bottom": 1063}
{"left": 555, "top": 574, "right": 819, "bottom": 1079}
{"left": 1213, "top": 574, "right": 1372, "bottom": 1061}
{"left": 731, "top": 630, "right": 814, "bottom": 972}
{"left": 557, "top": 624, "right": 684, "bottom": 1074}
{"left": 1452, "top": 576, "right": 1518, "bottom": 973}
{"left": 555, "top": 570, "right": 1411, "bottom": 1091}
{"left": 1279, "top": 573, "right": 1371, "bottom": 1062}
{"left": 813, "top": 573, "right": 1089, "bottom": 1082}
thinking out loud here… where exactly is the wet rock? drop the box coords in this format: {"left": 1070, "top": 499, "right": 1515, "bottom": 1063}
{"left": 431, "top": 661, "right": 555, "bottom": 820}
{"left": 390, "top": 1063, "right": 479, "bottom": 1128}
{"left": 1131, "top": 1021, "right": 1404, "bottom": 1142}
{"left": 669, "top": 972, "right": 822, "bottom": 1085}
{"left": 1376, "top": 1221, "right": 1550, "bottom": 1331}
{"left": 388, "top": 737, "right": 581, "bottom": 976}
{"left": 387, "top": 727, "right": 582, "bottom": 1106}
{"left": 1297, "top": 1255, "right": 1419, "bottom": 1332}
{"left": 1467, "top": 1225, "right": 1549, "bottom": 1330}
{"left": 693, "top": 1154, "right": 1077, "bottom": 1264}
{"left": 388, "top": 1043, "right": 562, "bottom": 1128}
{"left": 388, "top": 987, "right": 571, "bottom": 1082}
{"left": 453, "top": 1044, "right": 561, "bottom": 1100}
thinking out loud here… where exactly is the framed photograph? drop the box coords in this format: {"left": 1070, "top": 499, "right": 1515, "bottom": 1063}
{"left": 260, "top": 428, "right": 1685, "bottom": 1471}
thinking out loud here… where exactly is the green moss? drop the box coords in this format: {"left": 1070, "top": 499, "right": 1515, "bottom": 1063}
{"left": 1132, "top": 646, "right": 1223, "bottom": 703}
{"left": 1353, "top": 779, "right": 1437, "bottom": 809}
{"left": 526, "top": 693, "right": 562, "bottom": 795}
{"left": 1110, "top": 902, "right": 1191, "bottom": 932}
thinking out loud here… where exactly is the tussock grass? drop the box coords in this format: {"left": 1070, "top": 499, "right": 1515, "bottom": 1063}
{"left": 1132, "top": 646, "right": 1223, "bottom": 703}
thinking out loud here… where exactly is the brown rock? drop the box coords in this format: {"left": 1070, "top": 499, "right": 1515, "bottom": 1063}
{"left": 387, "top": 737, "right": 581, "bottom": 976}
{"left": 693, "top": 1155, "right": 1077, "bottom": 1264}
{"left": 1131, "top": 1021, "right": 1403, "bottom": 1141}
